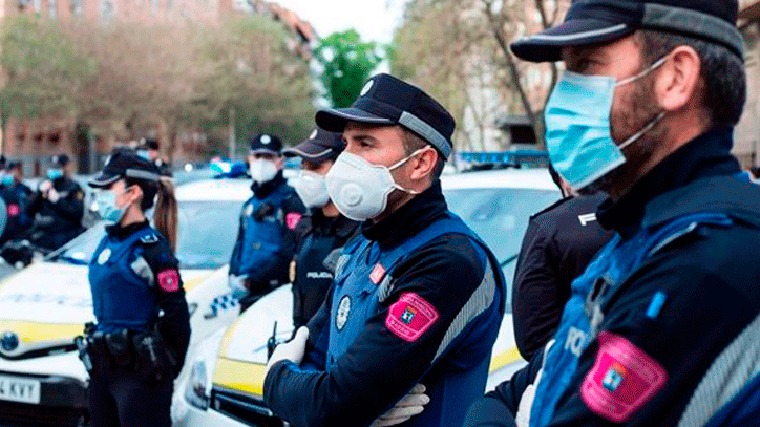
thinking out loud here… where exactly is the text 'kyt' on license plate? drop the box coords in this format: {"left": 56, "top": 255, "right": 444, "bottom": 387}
{"left": 0, "top": 375, "right": 41, "bottom": 404}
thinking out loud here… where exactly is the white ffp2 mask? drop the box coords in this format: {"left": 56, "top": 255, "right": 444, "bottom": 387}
{"left": 249, "top": 159, "right": 278, "bottom": 183}
{"left": 293, "top": 170, "right": 331, "bottom": 208}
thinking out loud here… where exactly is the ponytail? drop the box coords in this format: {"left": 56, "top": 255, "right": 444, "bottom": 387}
{"left": 154, "top": 177, "right": 178, "bottom": 251}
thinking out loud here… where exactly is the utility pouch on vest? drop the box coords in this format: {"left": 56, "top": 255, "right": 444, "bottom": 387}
{"left": 105, "top": 329, "right": 134, "bottom": 369}
{"left": 132, "top": 327, "right": 177, "bottom": 383}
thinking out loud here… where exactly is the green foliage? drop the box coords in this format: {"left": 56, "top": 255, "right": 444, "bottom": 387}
{"left": 0, "top": 17, "right": 96, "bottom": 119}
{"left": 315, "top": 29, "right": 382, "bottom": 108}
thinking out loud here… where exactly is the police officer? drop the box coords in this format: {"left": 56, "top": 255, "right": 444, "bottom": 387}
{"left": 228, "top": 133, "right": 304, "bottom": 312}
{"left": 465, "top": 0, "right": 760, "bottom": 426}
{"left": 512, "top": 166, "right": 613, "bottom": 361}
{"left": 26, "top": 154, "right": 85, "bottom": 250}
{"left": 136, "top": 137, "right": 172, "bottom": 177}
{"left": 263, "top": 74, "right": 506, "bottom": 427}
{"left": 283, "top": 128, "right": 360, "bottom": 329}
{"left": 0, "top": 161, "right": 33, "bottom": 244}
{"left": 83, "top": 149, "right": 190, "bottom": 427}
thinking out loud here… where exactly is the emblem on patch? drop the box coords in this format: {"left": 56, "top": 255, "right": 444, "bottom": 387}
{"left": 370, "top": 263, "right": 385, "bottom": 284}
{"left": 386, "top": 293, "right": 439, "bottom": 342}
{"left": 7, "top": 205, "right": 19, "bottom": 217}
{"left": 158, "top": 270, "right": 180, "bottom": 293}
{"left": 141, "top": 234, "right": 159, "bottom": 244}
{"left": 98, "top": 248, "right": 112, "bottom": 265}
{"left": 260, "top": 134, "right": 272, "bottom": 144}
{"left": 581, "top": 331, "right": 668, "bottom": 423}
{"left": 336, "top": 295, "right": 351, "bottom": 331}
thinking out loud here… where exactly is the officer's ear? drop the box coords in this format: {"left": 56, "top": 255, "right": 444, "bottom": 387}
{"left": 127, "top": 185, "right": 144, "bottom": 206}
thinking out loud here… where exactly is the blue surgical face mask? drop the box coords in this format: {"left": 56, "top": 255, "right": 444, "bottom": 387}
{"left": 136, "top": 150, "right": 151, "bottom": 161}
{"left": 47, "top": 168, "right": 63, "bottom": 180}
{"left": 1, "top": 174, "right": 13, "bottom": 187}
{"left": 96, "top": 189, "right": 130, "bottom": 223}
{"left": 544, "top": 56, "right": 668, "bottom": 189}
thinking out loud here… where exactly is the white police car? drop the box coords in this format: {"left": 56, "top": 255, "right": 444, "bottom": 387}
{"left": 178, "top": 168, "right": 561, "bottom": 427}
{"left": 0, "top": 178, "right": 253, "bottom": 426}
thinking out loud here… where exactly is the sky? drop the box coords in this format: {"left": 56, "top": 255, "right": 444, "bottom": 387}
{"left": 273, "top": 0, "right": 408, "bottom": 44}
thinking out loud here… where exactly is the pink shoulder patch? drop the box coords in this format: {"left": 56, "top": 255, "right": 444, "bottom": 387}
{"left": 158, "top": 270, "right": 180, "bottom": 293}
{"left": 287, "top": 213, "right": 302, "bottom": 230}
{"left": 385, "top": 293, "right": 439, "bottom": 342}
{"left": 581, "top": 331, "right": 668, "bottom": 423}
{"left": 6, "top": 205, "right": 19, "bottom": 217}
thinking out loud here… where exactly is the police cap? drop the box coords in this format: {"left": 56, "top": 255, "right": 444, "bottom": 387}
{"left": 511, "top": 0, "right": 743, "bottom": 63}
{"left": 249, "top": 133, "right": 283, "bottom": 155}
{"left": 315, "top": 73, "right": 456, "bottom": 159}
{"left": 282, "top": 128, "right": 344, "bottom": 163}
{"left": 89, "top": 149, "right": 161, "bottom": 188}
{"left": 51, "top": 154, "right": 71, "bottom": 168}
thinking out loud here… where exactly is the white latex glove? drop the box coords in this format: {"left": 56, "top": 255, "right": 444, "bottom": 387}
{"left": 39, "top": 180, "right": 53, "bottom": 193}
{"left": 228, "top": 275, "right": 248, "bottom": 299}
{"left": 371, "top": 384, "right": 429, "bottom": 427}
{"left": 266, "top": 326, "right": 309, "bottom": 372}
{"left": 47, "top": 188, "right": 60, "bottom": 203}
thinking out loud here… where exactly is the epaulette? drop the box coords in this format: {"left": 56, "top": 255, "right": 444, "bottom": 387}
{"left": 529, "top": 196, "right": 571, "bottom": 220}
{"left": 140, "top": 233, "right": 160, "bottom": 244}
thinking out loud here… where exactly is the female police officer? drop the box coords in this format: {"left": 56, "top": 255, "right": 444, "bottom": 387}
{"left": 83, "top": 149, "right": 190, "bottom": 427}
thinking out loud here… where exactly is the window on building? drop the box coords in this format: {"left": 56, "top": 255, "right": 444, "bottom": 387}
{"left": 71, "top": 0, "right": 83, "bottom": 16}
{"left": 150, "top": 0, "right": 157, "bottom": 15}
{"left": 102, "top": 0, "right": 116, "bottom": 21}
{"left": 33, "top": 0, "right": 41, "bottom": 13}
{"left": 48, "top": 0, "right": 57, "bottom": 18}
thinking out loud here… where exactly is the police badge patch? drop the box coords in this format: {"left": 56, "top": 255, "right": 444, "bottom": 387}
{"left": 336, "top": 295, "right": 351, "bottom": 331}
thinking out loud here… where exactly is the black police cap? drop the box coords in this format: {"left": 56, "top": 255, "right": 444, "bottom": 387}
{"left": 315, "top": 73, "right": 456, "bottom": 159}
{"left": 50, "top": 154, "right": 70, "bottom": 168}
{"left": 282, "top": 128, "right": 345, "bottom": 163}
{"left": 511, "top": 0, "right": 743, "bottom": 62}
{"left": 89, "top": 148, "right": 162, "bottom": 188}
{"left": 249, "top": 133, "right": 283, "bottom": 155}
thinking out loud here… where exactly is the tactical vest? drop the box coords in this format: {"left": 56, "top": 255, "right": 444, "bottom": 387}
{"left": 327, "top": 212, "right": 506, "bottom": 427}
{"left": 231, "top": 184, "right": 289, "bottom": 277}
{"left": 89, "top": 227, "right": 159, "bottom": 334}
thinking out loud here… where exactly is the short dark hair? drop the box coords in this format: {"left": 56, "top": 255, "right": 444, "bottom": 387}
{"left": 638, "top": 30, "right": 746, "bottom": 127}
{"left": 401, "top": 128, "right": 446, "bottom": 178}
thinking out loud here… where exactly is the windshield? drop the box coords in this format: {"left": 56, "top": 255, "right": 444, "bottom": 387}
{"left": 444, "top": 188, "right": 560, "bottom": 313}
{"left": 57, "top": 199, "right": 244, "bottom": 270}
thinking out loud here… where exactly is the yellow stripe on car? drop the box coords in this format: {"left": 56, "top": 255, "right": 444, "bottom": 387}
{"left": 489, "top": 346, "right": 523, "bottom": 372}
{"left": 183, "top": 272, "right": 213, "bottom": 292}
{"left": 212, "top": 358, "right": 267, "bottom": 397}
{"left": 0, "top": 320, "right": 83, "bottom": 344}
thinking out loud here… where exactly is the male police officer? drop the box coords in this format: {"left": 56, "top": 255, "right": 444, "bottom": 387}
{"left": 0, "top": 161, "right": 34, "bottom": 244}
{"left": 263, "top": 74, "right": 506, "bottom": 427}
{"left": 26, "top": 154, "right": 85, "bottom": 250}
{"left": 512, "top": 167, "right": 613, "bottom": 361}
{"left": 136, "top": 138, "right": 172, "bottom": 177}
{"left": 228, "top": 133, "right": 304, "bottom": 312}
{"left": 283, "top": 128, "right": 360, "bottom": 329}
{"left": 464, "top": 1, "right": 760, "bottom": 426}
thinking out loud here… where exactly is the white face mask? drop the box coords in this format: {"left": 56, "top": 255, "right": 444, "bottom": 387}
{"left": 325, "top": 149, "right": 425, "bottom": 221}
{"left": 249, "top": 158, "right": 278, "bottom": 183}
{"left": 293, "top": 170, "right": 331, "bottom": 208}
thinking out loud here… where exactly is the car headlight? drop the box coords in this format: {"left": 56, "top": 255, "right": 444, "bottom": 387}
{"left": 185, "top": 360, "right": 210, "bottom": 410}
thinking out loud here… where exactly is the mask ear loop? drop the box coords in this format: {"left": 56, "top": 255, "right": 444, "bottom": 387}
{"left": 615, "top": 55, "right": 670, "bottom": 87}
{"left": 387, "top": 147, "right": 434, "bottom": 195}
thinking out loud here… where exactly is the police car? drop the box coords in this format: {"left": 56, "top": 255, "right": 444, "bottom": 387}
{"left": 178, "top": 168, "right": 561, "bottom": 427}
{"left": 0, "top": 178, "right": 252, "bottom": 426}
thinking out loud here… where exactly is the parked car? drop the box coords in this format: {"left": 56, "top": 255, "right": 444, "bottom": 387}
{"left": 0, "top": 178, "right": 254, "bottom": 426}
{"left": 178, "top": 168, "right": 561, "bottom": 427}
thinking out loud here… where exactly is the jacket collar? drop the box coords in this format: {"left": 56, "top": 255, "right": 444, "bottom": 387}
{"left": 106, "top": 220, "right": 150, "bottom": 240}
{"left": 362, "top": 180, "right": 448, "bottom": 249}
{"left": 252, "top": 171, "right": 286, "bottom": 199}
{"left": 597, "top": 127, "right": 741, "bottom": 237}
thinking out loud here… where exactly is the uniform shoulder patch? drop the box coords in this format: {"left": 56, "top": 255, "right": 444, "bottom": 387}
{"left": 141, "top": 233, "right": 160, "bottom": 244}
{"left": 581, "top": 331, "right": 668, "bottom": 423}
{"left": 286, "top": 212, "right": 302, "bottom": 230}
{"left": 157, "top": 269, "right": 180, "bottom": 293}
{"left": 385, "top": 292, "right": 439, "bottom": 342}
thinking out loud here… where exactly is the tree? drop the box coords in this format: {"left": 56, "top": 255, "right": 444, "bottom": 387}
{"left": 315, "top": 29, "right": 382, "bottom": 108}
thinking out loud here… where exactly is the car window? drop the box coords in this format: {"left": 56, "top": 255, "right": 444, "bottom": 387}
{"left": 57, "top": 199, "right": 245, "bottom": 270}
{"left": 444, "top": 188, "right": 560, "bottom": 313}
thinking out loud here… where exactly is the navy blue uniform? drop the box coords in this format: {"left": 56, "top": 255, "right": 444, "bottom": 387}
{"left": 512, "top": 193, "right": 613, "bottom": 361}
{"left": 464, "top": 127, "right": 760, "bottom": 427}
{"left": 0, "top": 181, "right": 33, "bottom": 243}
{"left": 88, "top": 221, "right": 190, "bottom": 427}
{"left": 265, "top": 182, "right": 506, "bottom": 427}
{"left": 229, "top": 172, "right": 304, "bottom": 307}
{"left": 292, "top": 210, "right": 359, "bottom": 328}
{"left": 26, "top": 176, "right": 85, "bottom": 250}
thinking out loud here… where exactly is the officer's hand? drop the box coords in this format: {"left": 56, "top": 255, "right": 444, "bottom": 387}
{"left": 39, "top": 180, "right": 52, "bottom": 193}
{"left": 371, "top": 384, "right": 429, "bottom": 427}
{"left": 266, "top": 326, "right": 309, "bottom": 372}
{"left": 46, "top": 188, "right": 60, "bottom": 203}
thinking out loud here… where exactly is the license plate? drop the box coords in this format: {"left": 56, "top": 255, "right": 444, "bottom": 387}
{"left": 0, "top": 375, "right": 41, "bottom": 404}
